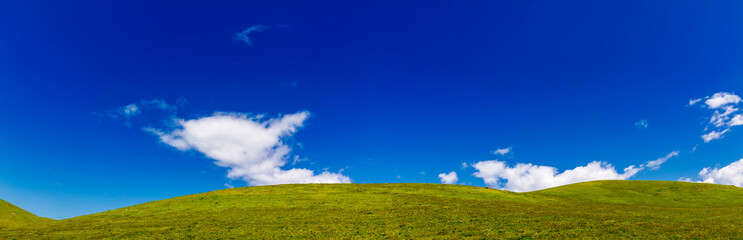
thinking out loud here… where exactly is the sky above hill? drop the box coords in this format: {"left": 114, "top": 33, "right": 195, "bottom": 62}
{"left": 2, "top": 1, "right": 743, "bottom": 219}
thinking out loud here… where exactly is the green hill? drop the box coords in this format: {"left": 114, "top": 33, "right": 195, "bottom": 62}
{"left": 0, "top": 199, "right": 52, "bottom": 230}
{"left": 532, "top": 180, "right": 743, "bottom": 207}
{"left": 2, "top": 180, "right": 743, "bottom": 239}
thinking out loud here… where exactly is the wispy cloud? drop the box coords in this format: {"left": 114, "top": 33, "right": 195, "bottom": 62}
{"left": 689, "top": 98, "right": 702, "bottom": 106}
{"left": 107, "top": 104, "right": 138, "bottom": 119}
{"left": 144, "top": 111, "right": 350, "bottom": 186}
{"left": 701, "top": 129, "right": 729, "bottom": 143}
{"left": 678, "top": 177, "right": 693, "bottom": 182}
{"left": 644, "top": 151, "right": 679, "bottom": 170}
{"left": 107, "top": 99, "right": 178, "bottom": 126}
{"left": 690, "top": 92, "right": 742, "bottom": 142}
{"left": 493, "top": 147, "right": 512, "bottom": 156}
{"left": 634, "top": 119, "right": 649, "bottom": 129}
{"left": 140, "top": 99, "right": 178, "bottom": 112}
{"left": 234, "top": 25, "right": 268, "bottom": 46}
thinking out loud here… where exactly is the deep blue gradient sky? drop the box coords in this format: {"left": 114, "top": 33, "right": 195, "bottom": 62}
{"left": 2, "top": 1, "right": 743, "bottom": 219}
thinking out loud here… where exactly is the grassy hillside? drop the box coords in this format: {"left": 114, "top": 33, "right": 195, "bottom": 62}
{"left": 2, "top": 180, "right": 743, "bottom": 239}
{"left": 532, "top": 180, "right": 743, "bottom": 207}
{"left": 0, "top": 199, "right": 52, "bottom": 230}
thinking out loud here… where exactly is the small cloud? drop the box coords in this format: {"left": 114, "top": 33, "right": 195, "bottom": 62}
{"left": 140, "top": 99, "right": 177, "bottom": 112}
{"left": 291, "top": 155, "right": 308, "bottom": 165}
{"left": 121, "top": 104, "right": 139, "bottom": 117}
{"left": 644, "top": 151, "right": 679, "bottom": 170}
{"left": 105, "top": 103, "right": 140, "bottom": 122}
{"left": 678, "top": 177, "right": 693, "bottom": 182}
{"left": 108, "top": 99, "right": 177, "bottom": 120}
{"left": 729, "top": 114, "right": 743, "bottom": 127}
{"left": 689, "top": 98, "right": 702, "bottom": 106}
{"left": 224, "top": 183, "right": 234, "bottom": 188}
{"left": 234, "top": 25, "right": 268, "bottom": 46}
{"left": 701, "top": 129, "right": 729, "bottom": 142}
{"left": 493, "top": 147, "right": 512, "bottom": 156}
{"left": 634, "top": 119, "right": 649, "bottom": 129}
{"left": 438, "top": 171, "right": 458, "bottom": 184}
{"left": 460, "top": 162, "right": 469, "bottom": 169}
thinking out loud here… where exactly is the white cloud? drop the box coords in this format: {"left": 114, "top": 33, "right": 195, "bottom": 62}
{"left": 122, "top": 104, "right": 139, "bottom": 117}
{"left": 644, "top": 151, "right": 679, "bottom": 170}
{"left": 145, "top": 111, "right": 351, "bottom": 186}
{"left": 705, "top": 92, "right": 741, "bottom": 109}
{"left": 107, "top": 103, "right": 140, "bottom": 122}
{"left": 472, "top": 160, "right": 641, "bottom": 192}
{"left": 234, "top": 25, "right": 268, "bottom": 45}
{"left": 471, "top": 151, "right": 677, "bottom": 192}
{"left": 729, "top": 114, "right": 743, "bottom": 127}
{"left": 460, "top": 162, "right": 469, "bottom": 169}
{"left": 691, "top": 92, "right": 742, "bottom": 143}
{"left": 699, "top": 159, "right": 743, "bottom": 187}
{"left": 493, "top": 147, "right": 512, "bottom": 156}
{"left": 291, "top": 155, "right": 308, "bottom": 165}
{"left": 710, "top": 106, "right": 738, "bottom": 127}
{"left": 634, "top": 119, "right": 649, "bottom": 128}
{"left": 438, "top": 171, "right": 458, "bottom": 184}
{"left": 678, "top": 177, "right": 693, "bottom": 182}
{"left": 689, "top": 98, "right": 702, "bottom": 106}
{"left": 701, "top": 129, "right": 729, "bottom": 142}
{"left": 109, "top": 99, "right": 177, "bottom": 123}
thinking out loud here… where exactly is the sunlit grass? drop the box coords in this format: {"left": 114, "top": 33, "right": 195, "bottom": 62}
{"left": 0, "top": 199, "right": 52, "bottom": 230}
{"left": 3, "top": 180, "right": 743, "bottom": 239}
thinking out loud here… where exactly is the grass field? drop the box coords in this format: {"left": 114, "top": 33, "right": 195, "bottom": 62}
{"left": 0, "top": 199, "right": 52, "bottom": 230}
{"left": 2, "top": 180, "right": 743, "bottom": 239}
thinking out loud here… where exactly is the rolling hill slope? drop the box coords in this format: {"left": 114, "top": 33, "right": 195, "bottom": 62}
{"left": 2, "top": 180, "right": 743, "bottom": 239}
{"left": 0, "top": 199, "right": 52, "bottom": 230}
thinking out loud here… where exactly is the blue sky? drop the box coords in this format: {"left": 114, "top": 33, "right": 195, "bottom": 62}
{"left": 2, "top": 1, "right": 743, "bottom": 219}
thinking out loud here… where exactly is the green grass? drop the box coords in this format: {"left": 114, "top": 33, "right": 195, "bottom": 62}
{"left": 2, "top": 180, "right": 743, "bottom": 239}
{"left": 0, "top": 199, "right": 52, "bottom": 230}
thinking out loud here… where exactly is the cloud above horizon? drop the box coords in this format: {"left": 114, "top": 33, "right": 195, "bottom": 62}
{"left": 471, "top": 151, "right": 678, "bottom": 192}
{"left": 144, "top": 111, "right": 351, "bottom": 186}
{"left": 438, "top": 171, "right": 458, "bottom": 184}
{"left": 690, "top": 92, "right": 742, "bottom": 142}
{"left": 699, "top": 158, "right": 743, "bottom": 187}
